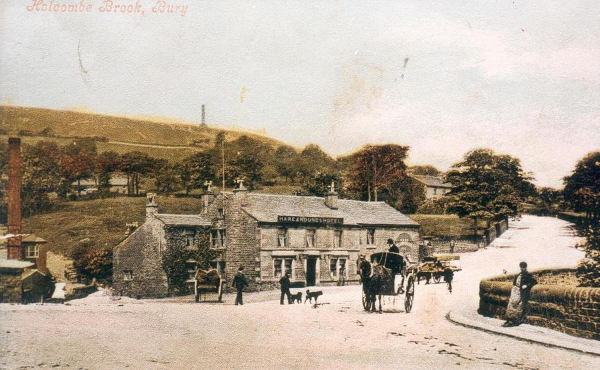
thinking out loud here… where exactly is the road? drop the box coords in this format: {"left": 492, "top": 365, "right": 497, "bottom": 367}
{"left": 1, "top": 216, "right": 598, "bottom": 369}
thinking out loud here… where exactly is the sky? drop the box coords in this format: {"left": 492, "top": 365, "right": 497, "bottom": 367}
{"left": 1, "top": 0, "right": 599, "bottom": 188}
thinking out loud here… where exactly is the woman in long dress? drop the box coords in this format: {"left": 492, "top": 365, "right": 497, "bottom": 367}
{"left": 503, "top": 261, "right": 537, "bottom": 327}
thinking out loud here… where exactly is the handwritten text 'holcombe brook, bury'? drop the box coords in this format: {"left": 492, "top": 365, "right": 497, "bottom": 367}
{"left": 25, "top": 0, "right": 189, "bottom": 16}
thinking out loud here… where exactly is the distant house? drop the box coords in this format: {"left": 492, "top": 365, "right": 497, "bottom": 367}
{"left": 113, "top": 186, "right": 421, "bottom": 298}
{"left": 71, "top": 175, "right": 129, "bottom": 195}
{"left": 410, "top": 175, "right": 453, "bottom": 200}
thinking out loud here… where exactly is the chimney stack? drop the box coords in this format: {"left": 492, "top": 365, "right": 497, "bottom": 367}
{"left": 324, "top": 181, "right": 339, "bottom": 210}
{"left": 146, "top": 193, "right": 158, "bottom": 220}
{"left": 202, "top": 181, "right": 215, "bottom": 214}
{"left": 7, "top": 137, "right": 22, "bottom": 260}
{"left": 233, "top": 179, "right": 248, "bottom": 206}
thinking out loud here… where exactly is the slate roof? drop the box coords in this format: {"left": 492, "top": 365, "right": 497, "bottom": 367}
{"left": 235, "top": 193, "right": 418, "bottom": 227}
{"left": 21, "top": 235, "right": 47, "bottom": 243}
{"left": 156, "top": 214, "right": 212, "bottom": 227}
{"left": 411, "top": 175, "right": 453, "bottom": 188}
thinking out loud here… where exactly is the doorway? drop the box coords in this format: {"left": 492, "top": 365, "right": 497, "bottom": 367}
{"left": 306, "top": 257, "right": 317, "bottom": 286}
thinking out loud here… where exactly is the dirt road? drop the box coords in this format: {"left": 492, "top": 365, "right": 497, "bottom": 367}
{"left": 1, "top": 216, "right": 598, "bottom": 369}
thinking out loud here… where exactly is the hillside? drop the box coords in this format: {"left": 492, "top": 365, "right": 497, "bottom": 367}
{"left": 22, "top": 196, "right": 205, "bottom": 257}
{"left": 0, "top": 106, "right": 294, "bottom": 161}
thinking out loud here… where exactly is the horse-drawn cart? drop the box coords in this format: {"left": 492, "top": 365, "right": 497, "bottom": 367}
{"left": 189, "top": 268, "right": 224, "bottom": 303}
{"left": 418, "top": 255, "right": 461, "bottom": 283}
{"left": 359, "top": 252, "right": 416, "bottom": 313}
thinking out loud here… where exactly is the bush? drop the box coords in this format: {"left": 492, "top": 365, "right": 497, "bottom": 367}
{"left": 577, "top": 225, "right": 600, "bottom": 287}
{"left": 71, "top": 243, "right": 113, "bottom": 284}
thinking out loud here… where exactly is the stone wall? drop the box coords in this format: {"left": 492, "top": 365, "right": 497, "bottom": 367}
{"left": 479, "top": 268, "right": 600, "bottom": 340}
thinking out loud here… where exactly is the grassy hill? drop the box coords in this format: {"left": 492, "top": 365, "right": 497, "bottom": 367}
{"left": 0, "top": 106, "right": 294, "bottom": 161}
{"left": 22, "top": 196, "right": 205, "bottom": 257}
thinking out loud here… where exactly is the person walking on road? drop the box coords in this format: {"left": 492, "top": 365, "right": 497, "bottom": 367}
{"left": 232, "top": 266, "right": 249, "bottom": 306}
{"left": 503, "top": 261, "right": 537, "bottom": 327}
{"left": 443, "top": 266, "right": 454, "bottom": 293}
{"left": 279, "top": 272, "right": 291, "bottom": 304}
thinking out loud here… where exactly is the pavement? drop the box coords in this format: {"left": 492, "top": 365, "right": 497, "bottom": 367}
{"left": 447, "top": 302, "right": 600, "bottom": 357}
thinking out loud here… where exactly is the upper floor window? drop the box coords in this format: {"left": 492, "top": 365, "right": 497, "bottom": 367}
{"left": 26, "top": 244, "right": 39, "bottom": 258}
{"left": 333, "top": 230, "right": 342, "bottom": 249}
{"left": 211, "top": 229, "right": 226, "bottom": 248}
{"left": 305, "top": 229, "right": 316, "bottom": 249}
{"left": 366, "top": 229, "right": 375, "bottom": 245}
{"left": 277, "top": 228, "right": 289, "bottom": 248}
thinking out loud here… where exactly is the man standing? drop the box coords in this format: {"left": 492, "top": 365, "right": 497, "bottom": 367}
{"left": 232, "top": 266, "right": 248, "bottom": 306}
{"left": 279, "top": 272, "right": 291, "bottom": 304}
{"left": 503, "top": 261, "right": 537, "bottom": 326}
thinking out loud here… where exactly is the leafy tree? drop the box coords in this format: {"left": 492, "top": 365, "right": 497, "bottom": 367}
{"left": 577, "top": 225, "right": 600, "bottom": 287}
{"left": 70, "top": 243, "right": 113, "bottom": 284}
{"left": 60, "top": 139, "right": 97, "bottom": 198}
{"left": 274, "top": 146, "right": 300, "bottom": 183}
{"left": 154, "top": 159, "right": 181, "bottom": 193}
{"left": 180, "top": 152, "right": 217, "bottom": 192}
{"left": 341, "top": 144, "right": 409, "bottom": 201}
{"left": 161, "top": 228, "right": 216, "bottom": 295}
{"left": 389, "top": 175, "right": 426, "bottom": 214}
{"left": 297, "top": 144, "right": 337, "bottom": 183}
{"left": 120, "top": 151, "right": 156, "bottom": 195}
{"left": 445, "top": 149, "right": 534, "bottom": 235}
{"left": 226, "top": 136, "right": 272, "bottom": 190}
{"left": 563, "top": 152, "right": 600, "bottom": 222}
{"left": 302, "top": 172, "right": 344, "bottom": 197}
{"left": 96, "top": 151, "right": 121, "bottom": 195}
{"left": 21, "top": 141, "right": 62, "bottom": 215}
{"left": 409, "top": 165, "right": 442, "bottom": 176}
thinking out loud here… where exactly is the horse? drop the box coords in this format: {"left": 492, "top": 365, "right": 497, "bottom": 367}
{"left": 359, "top": 254, "right": 407, "bottom": 313}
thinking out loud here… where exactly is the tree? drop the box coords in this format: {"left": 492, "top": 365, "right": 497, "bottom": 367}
{"left": 120, "top": 151, "right": 156, "bottom": 195}
{"left": 60, "top": 139, "right": 97, "bottom": 198}
{"left": 563, "top": 152, "right": 600, "bottom": 222}
{"left": 274, "top": 146, "right": 300, "bottom": 183}
{"left": 297, "top": 144, "right": 337, "bottom": 183}
{"left": 341, "top": 144, "right": 409, "bottom": 201}
{"left": 180, "top": 152, "right": 217, "bottom": 192}
{"left": 445, "top": 149, "right": 534, "bottom": 235}
{"left": 21, "top": 141, "right": 62, "bottom": 215}
{"left": 96, "top": 151, "right": 121, "bottom": 195}
{"left": 409, "top": 165, "right": 442, "bottom": 176}
{"left": 577, "top": 225, "right": 600, "bottom": 287}
{"left": 154, "top": 159, "right": 181, "bottom": 193}
{"left": 389, "top": 175, "right": 426, "bottom": 214}
{"left": 302, "top": 172, "right": 344, "bottom": 197}
{"left": 71, "top": 243, "right": 113, "bottom": 284}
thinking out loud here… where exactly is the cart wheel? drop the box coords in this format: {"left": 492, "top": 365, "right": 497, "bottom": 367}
{"left": 404, "top": 276, "right": 414, "bottom": 313}
{"left": 362, "top": 289, "right": 371, "bottom": 311}
{"left": 433, "top": 274, "right": 441, "bottom": 283}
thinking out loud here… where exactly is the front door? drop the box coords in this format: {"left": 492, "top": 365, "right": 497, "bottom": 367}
{"left": 306, "top": 258, "right": 317, "bottom": 286}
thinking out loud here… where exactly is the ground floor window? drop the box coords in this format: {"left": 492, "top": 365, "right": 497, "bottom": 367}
{"left": 123, "top": 270, "right": 133, "bottom": 281}
{"left": 274, "top": 258, "right": 293, "bottom": 278}
{"left": 329, "top": 258, "right": 347, "bottom": 279}
{"left": 210, "top": 261, "right": 226, "bottom": 276}
{"left": 211, "top": 229, "right": 226, "bottom": 248}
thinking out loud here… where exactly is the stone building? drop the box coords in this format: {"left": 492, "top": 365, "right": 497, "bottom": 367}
{"left": 113, "top": 185, "right": 420, "bottom": 298}
{"left": 410, "top": 175, "right": 453, "bottom": 199}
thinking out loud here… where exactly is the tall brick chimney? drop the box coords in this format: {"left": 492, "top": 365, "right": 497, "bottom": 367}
{"left": 7, "top": 137, "right": 22, "bottom": 260}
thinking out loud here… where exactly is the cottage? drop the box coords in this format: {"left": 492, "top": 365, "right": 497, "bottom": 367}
{"left": 113, "top": 184, "right": 420, "bottom": 298}
{"left": 410, "top": 175, "right": 453, "bottom": 199}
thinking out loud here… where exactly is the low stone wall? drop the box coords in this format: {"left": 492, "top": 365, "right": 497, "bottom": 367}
{"left": 479, "top": 268, "right": 600, "bottom": 340}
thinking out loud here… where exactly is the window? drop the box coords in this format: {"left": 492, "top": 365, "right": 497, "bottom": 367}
{"left": 186, "top": 261, "right": 197, "bottom": 280}
{"left": 330, "top": 258, "right": 338, "bottom": 277}
{"left": 274, "top": 258, "right": 293, "bottom": 278}
{"left": 329, "top": 258, "right": 347, "bottom": 278}
{"left": 277, "top": 228, "right": 288, "bottom": 248}
{"left": 397, "top": 233, "right": 411, "bottom": 244}
{"left": 217, "top": 208, "right": 225, "bottom": 217}
{"left": 184, "top": 229, "right": 196, "bottom": 249}
{"left": 339, "top": 259, "right": 347, "bottom": 277}
{"left": 123, "top": 270, "right": 133, "bottom": 281}
{"left": 305, "top": 229, "right": 316, "bottom": 249}
{"left": 333, "top": 230, "right": 342, "bottom": 248}
{"left": 210, "top": 261, "right": 226, "bottom": 276}
{"left": 211, "top": 229, "right": 226, "bottom": 248}
{"left": 26, "top": 244, "right": 39, "bottom": 258}
{"left": 366, "top": 229, "right": 375, "bottom": 245}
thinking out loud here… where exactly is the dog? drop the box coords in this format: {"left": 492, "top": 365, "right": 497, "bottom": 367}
{"left": 289, "top": 292, "right": 302, "bottom": 304}
{"left": 304, "top": 289, "right": 323, "bottom": 304}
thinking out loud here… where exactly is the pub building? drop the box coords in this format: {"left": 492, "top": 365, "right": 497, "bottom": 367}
{"left": 113, "top": 183, "right": 420, "bottom": 297}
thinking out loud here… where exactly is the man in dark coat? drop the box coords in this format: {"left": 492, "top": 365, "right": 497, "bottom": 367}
{"left": 232, "top": 266, "right": 249, "bottom": 306}
{"left": 387, "top": 238, "right": 400, "bottom": 253}
{"left": 443, "top": 266, "right": 454, "bottom": 293}
{"left": 279, "top": 272, "right": 291, "bottom": 304}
